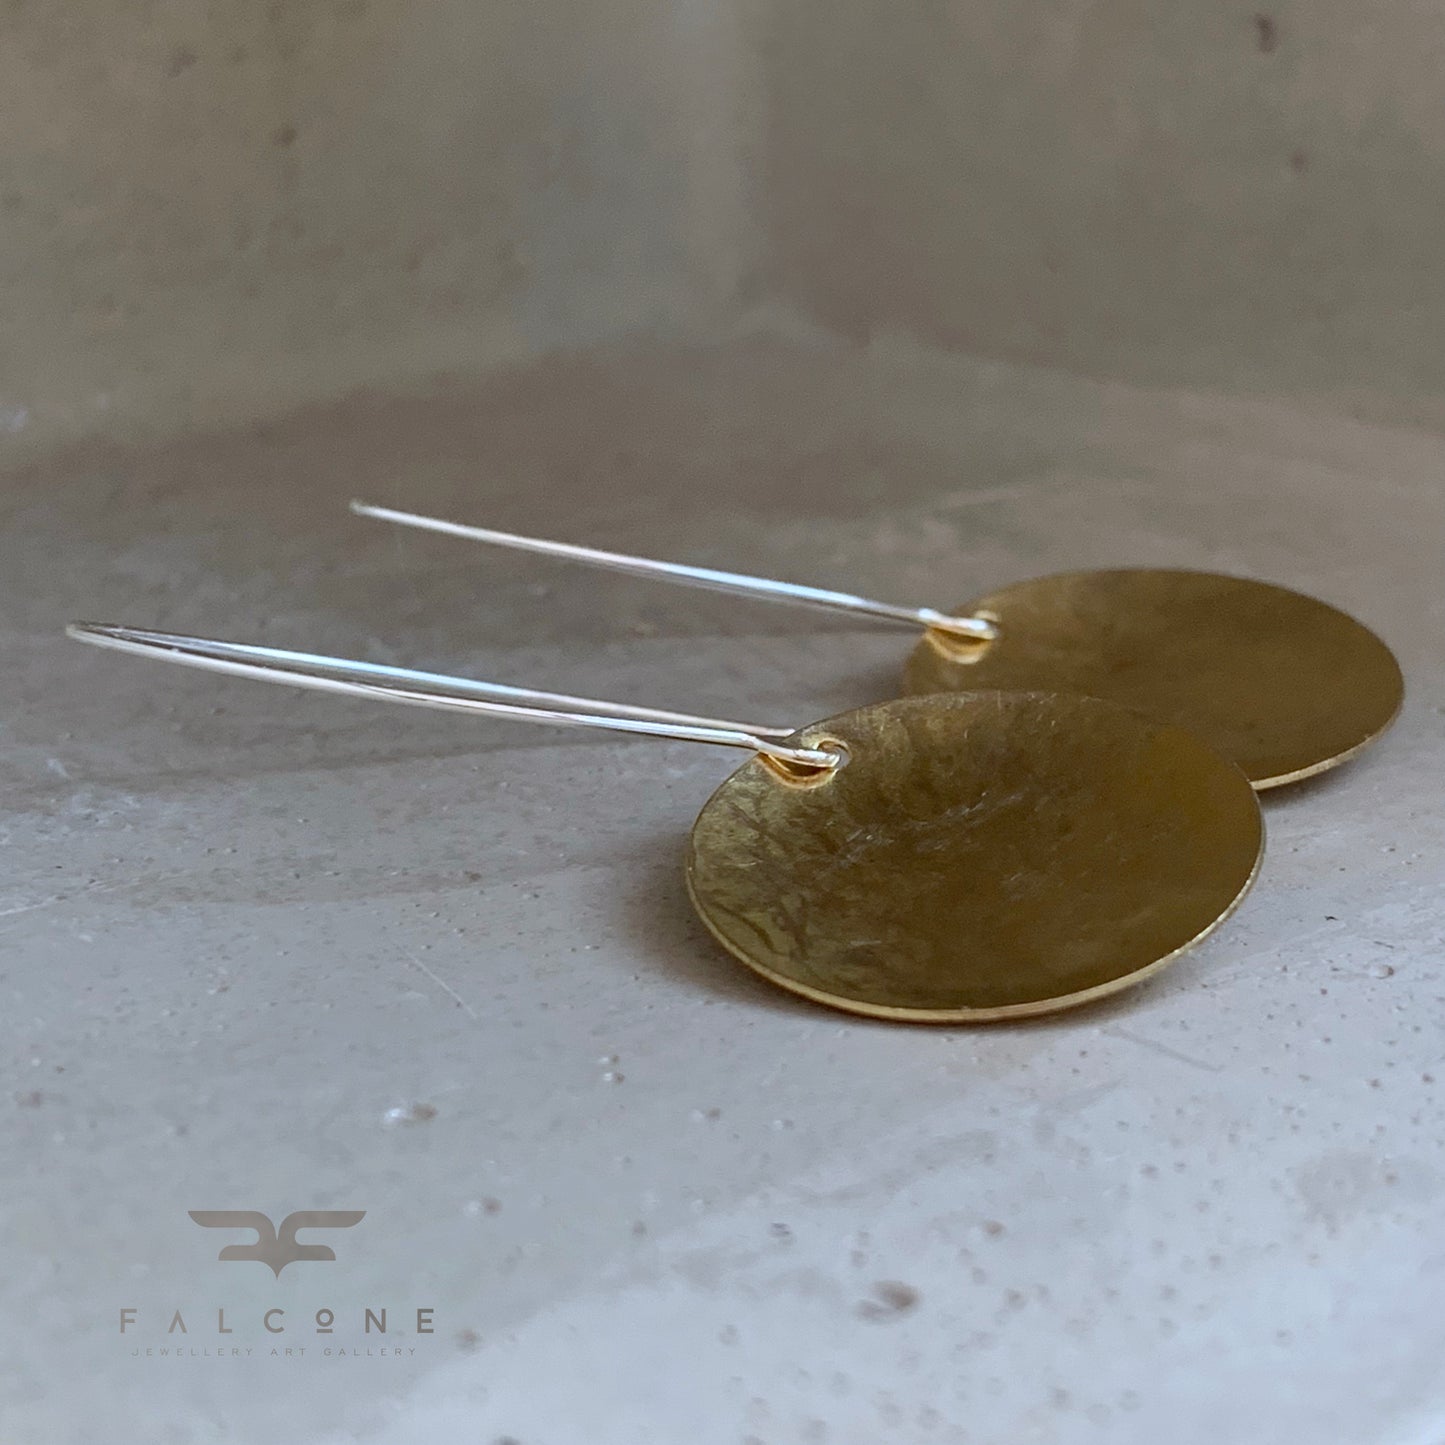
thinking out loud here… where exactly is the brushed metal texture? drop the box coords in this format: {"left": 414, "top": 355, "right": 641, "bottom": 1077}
{"left": 687, "top": 692, "right": 1263, "bottom": 1021}
{"left": 905, "top": 570, "right": 1403, "bottom": 789}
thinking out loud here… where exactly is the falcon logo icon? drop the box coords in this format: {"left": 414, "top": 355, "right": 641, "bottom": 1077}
{"left": 188, "top": 1211, "right": 366, "bottom": 1277}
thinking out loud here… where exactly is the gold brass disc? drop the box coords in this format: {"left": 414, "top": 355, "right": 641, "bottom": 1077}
{"left": 686, "top": 692, "right": 1263, "bottom": 1022}
{"left": 904, "top": 570, "right": 1403, "bottom": 789}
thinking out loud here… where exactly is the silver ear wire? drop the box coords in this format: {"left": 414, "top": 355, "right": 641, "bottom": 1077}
{"left": 350, "top": 501, "right": 998, "bottom": 644}
{"left": 65, "top": 624, "right": 839, "bottom": 772}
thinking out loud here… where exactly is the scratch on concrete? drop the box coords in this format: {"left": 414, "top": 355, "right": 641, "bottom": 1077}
{"left": 0, "top": 885, "right": 108, "bottom": 922}
{"left": 404, "top": 949, "right": 479, "bottom": 1020}
{"left": 1102, "top": 1024, "right": 1223, "bottom": 1074}
{"left": 0, "top": 872, "right": 191, "bottom": 927}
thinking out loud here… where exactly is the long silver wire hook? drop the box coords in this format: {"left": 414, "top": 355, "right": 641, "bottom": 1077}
{"left": 350, "top": 501, "right": 998, "bottom": 643}
{"left": 65, "top": 626, "right": 794, "bottom": 739}
{"left": 65, "top": 624, "right": 839, "bottom": 772}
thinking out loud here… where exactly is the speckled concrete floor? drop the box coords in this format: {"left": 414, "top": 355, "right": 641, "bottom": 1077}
{"left": 4, "top": 328, "right": 1443, "bottom": 1445}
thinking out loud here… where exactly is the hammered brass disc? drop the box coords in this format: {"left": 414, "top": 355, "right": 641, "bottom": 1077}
{"left": 904, "top": 570, "right": 1403, "bottom": 789}
{"left": 686, "top": 692, "right": 1262, "bottom": 1022}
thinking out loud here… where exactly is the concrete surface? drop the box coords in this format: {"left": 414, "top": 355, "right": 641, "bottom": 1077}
{"left": 0, "top": 0, "right": 754, "bottom": 457}
{"left": 3, "top": 329, "right": 1442, "bottom": 1443}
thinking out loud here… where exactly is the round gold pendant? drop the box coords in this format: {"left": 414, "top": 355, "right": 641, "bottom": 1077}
{"left": 686, "top": 692, "right": 1263, "bottom": 1022}
{"left": 904, "top": 570, "right": 1402, "bottom": 789}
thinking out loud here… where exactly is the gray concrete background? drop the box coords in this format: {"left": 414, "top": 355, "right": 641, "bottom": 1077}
{"left": 6, "top": 1, "right": 1445, "bottom": 458}
{"left": 0, "top": 0, "right": 755, "bottom": 457}
{"left": 3, "top": 2, "right": 1444, "bottom": 1442}
{"left": 764, "top": 1, "right": 1445, "bottom": 427}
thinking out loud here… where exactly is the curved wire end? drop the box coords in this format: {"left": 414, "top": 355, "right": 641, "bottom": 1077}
{"left": 917, "top": 609, "right": 998, "bottom": 644}
{"left": 68, "top": 621, "right": 143, "bottom": 648}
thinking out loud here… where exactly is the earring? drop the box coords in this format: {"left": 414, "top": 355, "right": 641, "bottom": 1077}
{"left": 67, "top": 622, "right": 1263, "bottom": 1023}
{"left": 350, "top": 501, "right": 1404, "bottom": 791}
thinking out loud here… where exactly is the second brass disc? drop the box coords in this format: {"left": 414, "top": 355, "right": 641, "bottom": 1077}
{"left": 904, "top": 569, "right": 1403, "bottom": 789}
{"left": 686, "top": 692, "right": 1262, "bottom": 1022}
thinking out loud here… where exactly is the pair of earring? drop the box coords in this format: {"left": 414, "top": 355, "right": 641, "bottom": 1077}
{"left": 69, "top": 501, "right": 1402, "bottom": 1023}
